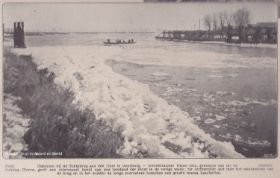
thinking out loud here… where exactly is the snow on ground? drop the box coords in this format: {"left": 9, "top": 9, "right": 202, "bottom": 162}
{"left": 3, "top": 94, "right": 30, "bottom": 159}
{"left": 12, "top": 46, "right": 243, "bottom": 158}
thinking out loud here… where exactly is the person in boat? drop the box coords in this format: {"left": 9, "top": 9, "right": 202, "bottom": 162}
{"left": 131, "top": 38, "right": 134, "bottom": 43}
{"left": 107, "top": 39, "right": 110, "bottom": 43}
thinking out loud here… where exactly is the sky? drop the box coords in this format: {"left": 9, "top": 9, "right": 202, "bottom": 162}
{"left": 3, "top": 2, "right": 277, "bottom": 32}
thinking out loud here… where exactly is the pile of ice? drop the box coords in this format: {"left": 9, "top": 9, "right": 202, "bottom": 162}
{"left": 12, "top": 46, "right": 243, "bottom": 158}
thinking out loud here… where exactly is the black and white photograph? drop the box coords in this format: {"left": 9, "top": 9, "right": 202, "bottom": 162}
{"left": 2, "top": 0, "right": 278, "bottom": 159}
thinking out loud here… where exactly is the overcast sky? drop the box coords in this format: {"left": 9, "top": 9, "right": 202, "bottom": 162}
{"left": 3, "top": 2, "right": 277, "bottom": 32}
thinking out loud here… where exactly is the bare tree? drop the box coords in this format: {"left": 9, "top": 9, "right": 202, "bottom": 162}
{"left": 203, "top": 14, "right": 212, "bottom": 33}
{"left": 223, "top": 11, "right": 234, "bottom": 26}
{"left": 221, "top": 11, "right": 235, "bottom": 42}
{"left": 218, "top": 11, "right": 226, "bottom": 39}
{"left": 233, "top": 8, "right": 251, "bottom": 42}
{"left": 218, "top": 11, "right": 225, "bottom": 29}
{"left": 212, "top": 13, "right": 218, "bottom": 31}
{"left": 233, "top": 8, "right": 251, "bottom": 27}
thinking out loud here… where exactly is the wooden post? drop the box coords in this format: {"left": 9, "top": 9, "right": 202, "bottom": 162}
{"left": 13, "top": 22, "right": 16, "bottom": 47}
{"left": 21, "top": 22, "right": 26, "bottom": 47}
{"left": 2, "top": 23, "right": 4, "bottom": 42}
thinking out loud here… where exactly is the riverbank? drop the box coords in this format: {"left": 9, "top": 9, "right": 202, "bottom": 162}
{"left": 3, "top": 47, "right": 123, "bottom": 158}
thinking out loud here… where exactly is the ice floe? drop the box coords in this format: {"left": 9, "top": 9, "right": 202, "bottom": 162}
{"left": 151, "top": 71, "right": 169, "bottom": 77}
{"left": 204, "top": 119, "right": 216, "bottom": 124}
{"left": 221, "top": 133, "right": 271, "bottom": 148}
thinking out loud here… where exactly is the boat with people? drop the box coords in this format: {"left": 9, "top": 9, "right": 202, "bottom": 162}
{"left": 103, "top": 38, "right": 135, "bottom": 45}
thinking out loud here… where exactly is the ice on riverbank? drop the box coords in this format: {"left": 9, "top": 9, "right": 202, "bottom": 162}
{"left": 12, "top": 46, "right": 243, "bottom": 158}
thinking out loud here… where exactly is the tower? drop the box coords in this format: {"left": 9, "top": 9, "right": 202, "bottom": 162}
{"left": 13, "top": 21, "right": 26, "bottom": 48}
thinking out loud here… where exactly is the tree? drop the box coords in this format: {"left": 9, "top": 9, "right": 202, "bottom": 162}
{"left": 223, "top": 11, "right": 234, "bottom": 26}
{"left": 212, "top": 13, "right": 218, "bottom": 31}
{"left": 233, "top": 8, "right": 251, "bottom": 27}
{"left": 233, "top": 8, "right": 251, "bottom": 43}
{"left": 218, "top": 11, "right": 226, "bottom": 39}
{"left": 204, "top": 14, "right": 212, "bottom": 34}
{"left": 218, "top": 11, "right": 225, "bottom": 29}
{"left": 223, "top": 11, "right": 234, "bottom": 41}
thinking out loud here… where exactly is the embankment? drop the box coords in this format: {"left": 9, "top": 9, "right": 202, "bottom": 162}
{"left": 3, "top": 47, "right": 123, "bottom": 158}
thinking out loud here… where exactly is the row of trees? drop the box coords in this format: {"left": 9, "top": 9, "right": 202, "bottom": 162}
{"left": 203, "top": 8, "right": 251, "bottom": 39}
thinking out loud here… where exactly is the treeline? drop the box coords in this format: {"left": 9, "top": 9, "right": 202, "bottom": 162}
{"left": 203, "top": 8, "right": 276, "bottom": 43}
{"left": 203, "top": 8, "right": 250, "bottom": 35}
